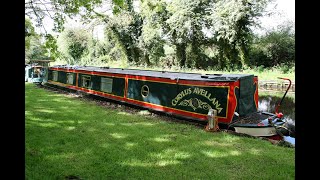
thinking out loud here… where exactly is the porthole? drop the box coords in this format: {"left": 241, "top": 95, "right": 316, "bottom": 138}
{"left": 141, "top": 85, "right": 149, "bottom": 97}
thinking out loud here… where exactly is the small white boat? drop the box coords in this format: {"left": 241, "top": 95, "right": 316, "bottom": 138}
{"left": 233, "top": 126, "right": 277, "bottom": 137}
{"left": 229, "top": 77, "right": 293, "bottom": 138}
{"left": 229, "top": 112, "right": 287, "bottom": 137}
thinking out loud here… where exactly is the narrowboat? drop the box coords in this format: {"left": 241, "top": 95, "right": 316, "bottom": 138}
{"left": 25, "top": 64, "right": 48, "bottom": 83}
{"left": 45, "top": 65, "right": 290, "bottom": 137}
{"left": 25, "top": 60, "right": 52, "bottom": 84}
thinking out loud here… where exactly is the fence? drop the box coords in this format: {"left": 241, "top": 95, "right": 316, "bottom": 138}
{"left": 258, "top": 80, "right": 295, "bottom": 92}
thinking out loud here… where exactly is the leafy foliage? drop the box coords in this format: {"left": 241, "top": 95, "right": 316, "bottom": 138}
{"left": 209, "top": 0, "right": 269, "bottom": 70}
{"left": 165, "top": 0, "right": 211, "bottom": 68}
{"left": 25, "top": 0, "right": 294, "bottom": 71}
{"left": 26, "top": 18, "right": 54, "bottom": 62}
{"left": 25, "top": 18, "right": 36, "bottom": 51}
{"left": 249, "top": 21, "right": 295, "bottom": 69}
{"left": 25, "top": 0, "right": 103, "bottom": 33}
{"left": 57, "top": 28, "right": 91, "bottom": 65}
{"left": 138, "top": 0, "right": 167, "bottom": 65}
{"left": 44, "top": 34, "right": 60, "bottom": 60}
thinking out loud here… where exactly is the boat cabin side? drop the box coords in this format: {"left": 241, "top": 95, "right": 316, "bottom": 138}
{"left": 46, "top": 66, "right": 258, "bottom": 124}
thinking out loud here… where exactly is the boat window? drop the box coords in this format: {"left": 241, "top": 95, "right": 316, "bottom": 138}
{"left": 52, "top": 71, "right": 58, "bottom": 81}
{"left": 66, "top": 73, "right": 74, "bottom": 84}
{"left": 82, "top": 75, "right": 92, "bottom": 88}
{"left": 141, "top": 85, "right": 149, "bottom": 97}
{"left": 33, "top": 67, "right": 41, "bottom": 78}
{"left": 101, "top": 77, "right": 113, "bottom": 93}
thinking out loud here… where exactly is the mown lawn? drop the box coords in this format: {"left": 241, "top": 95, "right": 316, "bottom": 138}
{"left": 25, "top": 83, "right": 295, "bottom": 179}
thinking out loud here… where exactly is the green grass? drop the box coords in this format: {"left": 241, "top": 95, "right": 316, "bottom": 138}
{"left": 259, "top": 91, "right": 295, "bottom": 99}
{"left": 26, "top": 83, "right": 295, "bottom": 179}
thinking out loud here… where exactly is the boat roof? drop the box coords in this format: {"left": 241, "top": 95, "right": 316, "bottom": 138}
{"left": 51, "top": 65, "right": 254, "bottom": 82}
{"left": 30, "top": 60, "right": 54, "bottom": 62}
{"left": 26, "top": 65, "right": 43, "bottom": 68}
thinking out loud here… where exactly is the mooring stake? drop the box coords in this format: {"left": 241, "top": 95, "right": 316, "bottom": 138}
{"left": 206, "top": 109, "right": 218, "bottom": 132}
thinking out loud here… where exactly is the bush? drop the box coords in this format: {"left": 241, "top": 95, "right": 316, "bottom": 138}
{"left": 249, "top": 22, "right": 295, "bottom": 68}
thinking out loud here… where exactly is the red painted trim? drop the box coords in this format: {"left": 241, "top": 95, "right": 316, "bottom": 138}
{"left": 50, "top": 67, "right": 127, "bottom": 78}
{"left": 178, "top": 79, "right": 232, "bottom": 86}
{"left": 127, "top": 75, "right": 176, "bottom": 84}
{"left": 254, "top": 76, "right": 259, "bottom": 109}
{"left": 69, "top": 86, "right": 125, "bottom": 101}
{"left": 124, "top": 76, "right": 128, "bottom": 98}
{"left": 126, "top": 98, "right": 208, "bottom": 120}
{"left": 126, "top": 75, "right": 232, "bottom": 86}
{"left": 225, "top": 84, "right": 237, "bottom": 122}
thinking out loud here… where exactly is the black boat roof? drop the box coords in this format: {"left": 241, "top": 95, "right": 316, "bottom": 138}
{"left": 51, "top": 65, "right": 254, "bottom": 82}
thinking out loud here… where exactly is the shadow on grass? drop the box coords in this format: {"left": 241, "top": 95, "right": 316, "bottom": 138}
{"left": 25, "top": 83, "right": 295, "bottom": 179}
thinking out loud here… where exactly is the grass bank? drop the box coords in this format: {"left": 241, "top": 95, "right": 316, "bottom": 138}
{"left": 25, "top": 83, "right": 295, "bottom": 179}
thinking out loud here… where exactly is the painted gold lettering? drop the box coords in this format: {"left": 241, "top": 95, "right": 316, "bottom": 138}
{"left": 187, "top": 88, "right": 192, "bottom": 94}
{"left": 193, "top": 88, "right": 200, "bottom": 94}
{"left": 206, "top": 92, "right": 211, "bottom": 99}
{"left": 201, "top": 89, "right": 207, "bottom": 97}
{"left": 172, "top": 99, "right": 178, "bottom": 106}
{"left": 212, "top": 99, "right": 220, "bottom": 108}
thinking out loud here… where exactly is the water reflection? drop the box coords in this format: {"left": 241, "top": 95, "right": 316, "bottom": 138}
{"left": 258, "top": 92, "right": 295, "bottom": 124}
{"left": 258, "top": 91, "right": 295, "bottom": 144}
{"left": 283, "top": 136, "right": 295, "bottom": 146}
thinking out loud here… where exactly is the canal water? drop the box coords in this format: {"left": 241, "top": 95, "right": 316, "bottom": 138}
{"left": 258, "top": 91, "right": 295, "bottom": 145}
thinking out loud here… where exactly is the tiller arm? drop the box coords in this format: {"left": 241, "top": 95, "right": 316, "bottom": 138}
{"left": 275, "top": 77, "right": 292, "bottom": 117}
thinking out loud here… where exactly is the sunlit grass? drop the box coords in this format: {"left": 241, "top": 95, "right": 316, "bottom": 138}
{"left": 260, "top": 90, "right": 295, "bottom": 99}
{"left": 25, "top": 83, "right": 295, "bottom": 179}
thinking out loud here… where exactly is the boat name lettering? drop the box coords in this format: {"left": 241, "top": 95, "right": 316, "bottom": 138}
{"left": 172, "top": 87, "right": 223, "bottom": 113}
{"left": 171, "top": 88, "right": 192, "bottom": 106}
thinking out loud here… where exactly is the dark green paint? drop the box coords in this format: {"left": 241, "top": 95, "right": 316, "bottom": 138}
{"left": 78, "top": 74, "right": 125, "bottom": 97}
{"left": 48, "top": 71, "right": 76, "bottom": 86}
{"left": 127, "top": 80, "right": 177, "bottom": 107}
{"left": 127, "top": 79, "right": 229, "bottom": 116}
{"left": 48, "top": 70, "right": 125, "bottom": 97}
{"left": 238, "top": 75, "right": 258, "bottom": 116}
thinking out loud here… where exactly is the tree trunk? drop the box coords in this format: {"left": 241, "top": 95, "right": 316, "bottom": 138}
{"left": 144, "top": 51, "right": 151, "bottom": 66}
{"left": 176, "top": 43, "right": 187, "bottom": 68}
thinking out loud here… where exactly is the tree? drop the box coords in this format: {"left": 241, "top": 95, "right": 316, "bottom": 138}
{"left": 26, "top": 18, "right": 52, "bottom": 62}
{"left": 43, "top": 34, "right": 60, "bottom": 60}
{"left": 209, "top": 0, "right": 269, "bottom": 70}
{"left": 249, "top": 21, "right": 295, "bottom": 68}
{"left": 105, "top": 3, "right": 143, "bottom": 64}
{"left": 25, "top": 0, "right": 104, "bottom": 33}
{"left": 25, "top": 0, "right": 274, "bottom": 70}
{"left": 165, "top": 0, "right": 212, "bottom": 68}
{"left": 25, "top": 18, "right": 36, "bottom": 51}
{"left": 57, "top": 27, "right": 91, "bottom": 65}
{"left": 25, "top": 0, "right": 146, "bottom": 65}
{"left": 138, "top": 0, "right": 167, "bottom": 66}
